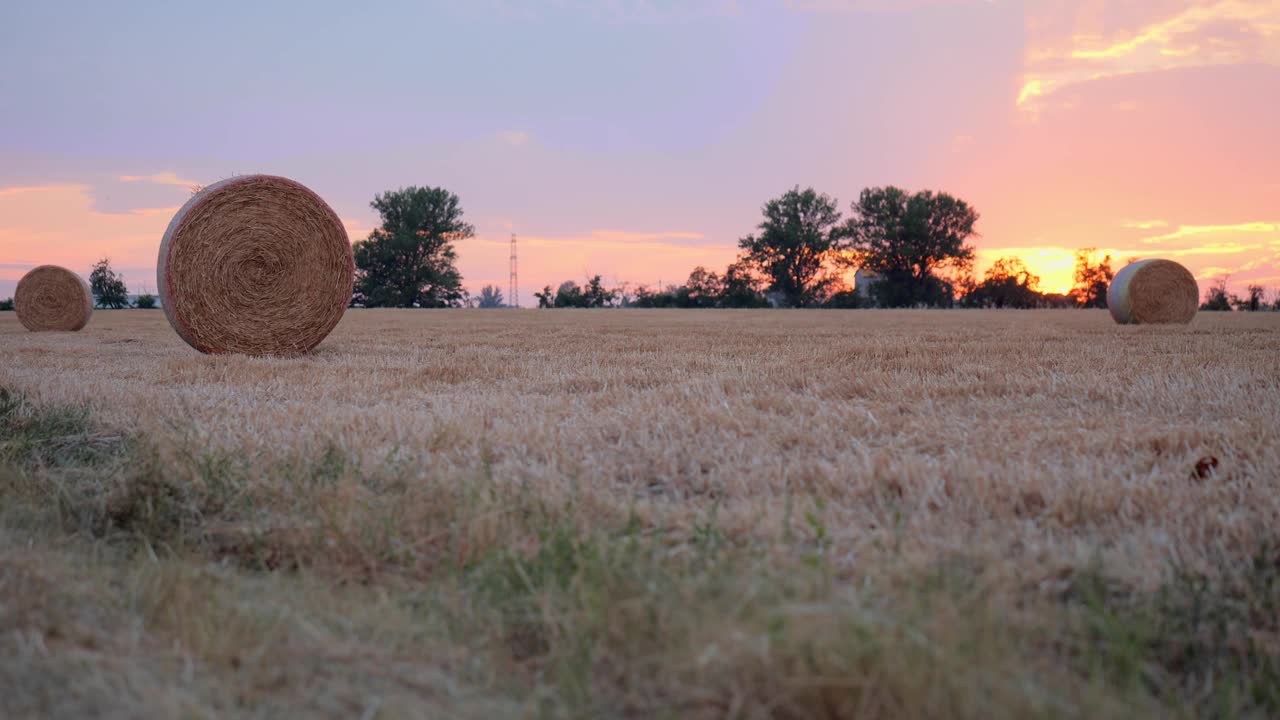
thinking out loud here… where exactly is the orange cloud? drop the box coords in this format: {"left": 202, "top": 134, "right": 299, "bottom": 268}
{"left": 570, "top": 230, "right": 705, "bottom": 243}
{"left": 342, "top": 218, "right": 375, "bottom": 243}
{"left": 118, "top": 172, "right": 203, "bottom": 188}
{"left": 1019, "top": 0, "right": 1280, "bottom": 109}
{"left": 1016, "top": 79, "right": 1047, "bottom": 105}
{"left": 1140, "top": 221, "right": 1278, "bottom": 243}
{"left": 0, "top": 184, "right": 174, "bottom": 294}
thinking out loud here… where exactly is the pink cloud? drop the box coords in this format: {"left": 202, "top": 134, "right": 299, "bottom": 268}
{"left": 118, "top": 172, "right": 202, "bottom": 188}
{"left": 1019, "top": 0, "right": 1280, "bottom": 109}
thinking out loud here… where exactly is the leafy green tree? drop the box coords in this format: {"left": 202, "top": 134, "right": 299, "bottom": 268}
{"left": 628, "top": 261, "right": 765, "bottom": 309}
{"left": 0, "top": 298, "right": 13, "bottom": 311}
{"left": 535, "top": 277, "right": 619, "bottom": 308}
{"left": 89, "top": 258, "right": 130, "bottom": 309}
{"left": 352, "top": 186, "right": 472, "bottom": 308}
{"left": 719, "top": 259, "right": 768, "bottom": 308}
{"left": 534, "top": 285, "right": 555, "bottom": 308}
{"left": 632, "top": 269, "right": 723, "bottom": 309}
{"left": 739, "top": 187, "right": 844, "bottom": 307}
{"left": 582, "top": 276, "right": 617, "bottom": 308}
{"left": 630, "top": 285, "right": 678, "bottom": 308}
{"left": 1236, "top": 284, "right": 1265, "bottom": 312}
{"left": 1069, "top": 249, "right": 1114, "bottom": 308}
{"left": 133, "top": 293, "right": 157, "bottom": 309}
{"left": 554, "top": 281, "right": 585, "bottom": 308}
{"left": 1200, "top": 277, "right": 1234, "bottom": 311}
{"left": 683, "top": 266, "right": 722, "bottom": 308}
{"left": 474, "top": 285, "right": 505, "bottom": 308}
{"left": 961, "top": 257, "right": 1043, "bottom": 309}
{"left": 841, "top": 187, "right": 977, "bottom": 307}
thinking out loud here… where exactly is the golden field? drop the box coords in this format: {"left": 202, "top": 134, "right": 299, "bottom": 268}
{"left": 2, "top": 309, "right": 1278, "bottom": 718}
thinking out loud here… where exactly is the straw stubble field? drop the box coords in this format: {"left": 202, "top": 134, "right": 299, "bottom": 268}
{"left": 1, "top": 309, "right": 1278, "bottom": 718}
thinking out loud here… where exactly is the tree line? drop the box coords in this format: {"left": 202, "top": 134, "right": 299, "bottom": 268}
{"left": 527, "top": 186, "right": 1278, "bottom": 311}
{"left": 3, "top": 185, "right": 1274, "bottom": 313}
{"left": 1200, "top": 278, "right": 1273, "bottom": 312}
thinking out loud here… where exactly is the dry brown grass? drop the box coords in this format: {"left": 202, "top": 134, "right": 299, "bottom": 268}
{"left": 1, "top": 309, "right": 1278, "bottom": 718}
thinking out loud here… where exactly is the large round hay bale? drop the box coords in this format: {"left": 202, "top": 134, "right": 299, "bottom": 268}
{"left": 14, "top": 265, "right": 93, "bottom": 332}
{"left": 1107, "top": 259, "right": 1198, "bottom": 325}
{"left": 157, "top": 175, "right": 354, "bottom": 356}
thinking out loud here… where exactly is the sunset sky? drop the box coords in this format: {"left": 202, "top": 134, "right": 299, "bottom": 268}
{"left": 2, "top": 0, "right": 1277, "bottom": 306}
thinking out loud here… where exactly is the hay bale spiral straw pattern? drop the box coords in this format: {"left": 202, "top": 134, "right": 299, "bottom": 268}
{"left": 1107, "top": 259, "right": 1199, "bottom": 325}
{"left": 14, "top": 265, "right": 93, "bottom": 332}
{"left": 158, "top": 175, "right": 354, "bottom": 356}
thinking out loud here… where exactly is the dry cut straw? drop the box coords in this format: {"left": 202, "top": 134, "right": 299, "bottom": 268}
{"left": 1107, "top": 259, "right": 1199, "bottom": 325}
{"left": 14, "top": 265, "right": 93, "bottom": 332}
{"left": 157, "top": 175, "right": 354, "bottom": 356}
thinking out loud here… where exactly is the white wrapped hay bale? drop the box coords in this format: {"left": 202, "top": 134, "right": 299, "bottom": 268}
{"left": 1107, "top": 259, "right": 1198, "bottom": 325}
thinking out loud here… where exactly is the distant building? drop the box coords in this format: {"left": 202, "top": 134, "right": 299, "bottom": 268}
{"left": 854, "top": 269, "right": 880, "bottom": 303}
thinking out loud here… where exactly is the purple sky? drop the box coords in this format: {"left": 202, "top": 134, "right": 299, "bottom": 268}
{"left": 2, "top": 1, "right": 1277, "bottom": 304}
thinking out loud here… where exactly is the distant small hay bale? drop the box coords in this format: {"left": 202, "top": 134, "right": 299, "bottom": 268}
{"left": 1107, "top": 259, "right": 1198, "bottom": 325}
{"left": 14, "top": 265, "right": 93, "bottom": 332}
{"left": 157, "top": 175, "right": 354, "bottom": 356}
